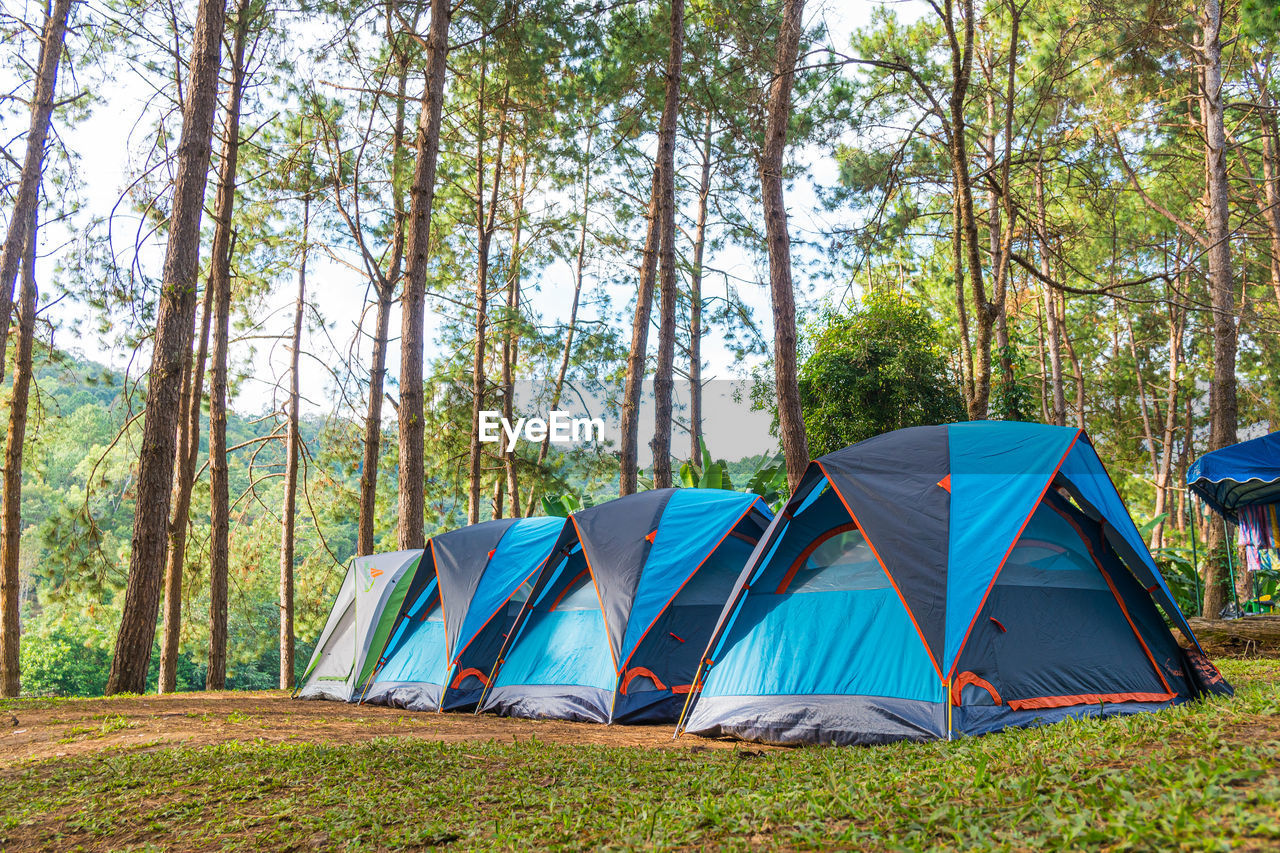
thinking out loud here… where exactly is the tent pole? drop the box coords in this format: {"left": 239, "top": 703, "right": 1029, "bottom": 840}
{"left": 1188, "top": 492, "right": 1201, "bottom": 617}
{"left": 674, "top": 664, "right": 705, "bottom": 739}
{"left": 945, "top": 678, "right": 952, "bottom": 741}
{"left": 1224, "top": 517, "right": 1241, "bottom": 612}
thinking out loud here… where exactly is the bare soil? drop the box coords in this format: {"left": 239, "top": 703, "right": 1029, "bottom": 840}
{"left": 0, "top": 691, "right": 752, "bottom": 767}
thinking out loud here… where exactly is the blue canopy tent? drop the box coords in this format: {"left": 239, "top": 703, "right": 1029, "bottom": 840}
{"left": 677, "top": 422, "right": 1230, "bottom": 747}
{"left": 480, "top": 488, "right": 773, "bottom": 724}
{"left": 1188, "top": 431, "right": 1280, "bottom": 610}
{"left": 1187, "top": 431, "right": 1280, "bottom": 521}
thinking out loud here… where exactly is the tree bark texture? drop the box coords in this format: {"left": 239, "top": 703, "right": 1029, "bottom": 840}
{"left": 358, "top": 46, "right": 410, "bottom": 557}
{"left": 278, "top": 199, "right": 308, "bottom": 690}
{"left": 107, "top": 0, "right": 227, "bottom": 695}
{"left": 206, "top": 11, "right": 251, "bottom": 691}
{"left": 466, "top": 78, "right": 507, "bottom": 525}
{"left": 619, "top": 0, "right": 685, "bottom": 496}
{"left": 649, "top": 0, "right": 685, "bottom": 490}
{"left": 0, "top": 0, "right": 71, "bottom": 385}
{"left": 398, "top": 0, "right": 452, "bottom": 548}
{"left": 688, "top": 113, "right": 713, "bottom": 462}
{"left": 1198, "top": 0, "right": 1239, "bottom": 618}
{"left": 157, "top": 272, "right": 215, "bottom": 693}
{"left": 761, "top": 0, "right": 810, "bottom": 493}
{"left": 0, "top": 219, "right": 38, "bottom": 697}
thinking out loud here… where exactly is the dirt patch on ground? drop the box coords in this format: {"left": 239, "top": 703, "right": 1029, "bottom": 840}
{"left": 0, "top": 691, "right": 752, "bottom": 766}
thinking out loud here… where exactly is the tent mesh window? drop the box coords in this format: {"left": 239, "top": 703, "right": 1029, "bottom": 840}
{"left": 955, "top": 491, "right": 1175, "bottom": 708}
{"left": 550, "top": 564, "right": 597, "bottom": 611}
{"left": 781, "top": 527, "right": 886, "bottom": 593}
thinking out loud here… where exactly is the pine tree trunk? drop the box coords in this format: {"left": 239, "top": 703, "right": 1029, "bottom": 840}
{"left": 942, "top": 0, "right": 992, "bottom": 420}
{"left": 1059, "top": 292, "right": 1085, "bottom": 428}
{"left": 1254, "top": 63, "right": 1280, "bottom": 313}
{"left": 528, "top": 133, "right": 592, "bottom": 516}
{"left": 501, "top": 156, "right": 525, "bottom": 518}
{"left": 466, "top": 80, "right": 507, "bottom": 525}
{"left": 206, "top": 12, "right": 251, "bottom": 691}
{"left": 357, "top": 44, "right": 410, "bottom": 557}
{"left": 689, "top": 113, "right": 712, "bottom": 462}
{"left": 107, "top": 0, "right": 227, "bottom": 696}
{"left": 650, "top": 0, "right": 685, "bottom": 490}
{"left": 0, "top": 219, "right": 38, "bottom": 697}
{"left": 359, "top": 292, "right": 393, "bottom": 556}
{"left": 0, "top": 0, "right": 71, "bottom": 382}
{"left": 157, "top": 273, "right": 214, "bottom": 693}
{"left": 761, "top": 0, "right": 809, "bottom": 492}
{"left": 620, "top": 0, "right": 685, "bottom": 496}
{"left": 1150, "top": 302, "right": 1184, "bottom": 550}
{"left": 1199, "top": 0, "right": 1239, "bottom": 618}
{"left": 1034, "top": 159, "right": 1066, "bottom": 426}
{"left": 278, "top": 199, "right": 308, "bottom": 690}
{"left": 398, "top": 0, "right": 452, "bottom": 549}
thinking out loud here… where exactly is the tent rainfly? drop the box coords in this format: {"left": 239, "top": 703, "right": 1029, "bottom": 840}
{"left": 362, "top": 516, "right": 566, "bottom": 711}
{"left": 480, "top": 488, "right": 774, "bottom": 724}
{"left": 677, "top": 422, "right": 1232, "bottom": 747}
{"left": 296, "top": 550, "right": 424, "bottom": 702}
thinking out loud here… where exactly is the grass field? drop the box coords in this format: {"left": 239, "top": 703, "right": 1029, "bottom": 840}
{"left": 1, "top": 658, "right": 1279, "bottom": 851}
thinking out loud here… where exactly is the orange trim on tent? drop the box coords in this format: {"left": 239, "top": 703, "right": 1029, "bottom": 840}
{"left": 774, "top": 521, "right": 862, "bottom": 594}
{"left": 951, "top": 671, "right": 1002, "bottom": 705}
{"left": 645, "top": 530, "right": 657, "bottom": 544}
{"left": 1008, "top": 691, "right": 1176, "bottom": 711}
{"left": 728, "top": 529, "right": 760, "bottom": 546}
{"left": 616, "top": 498, "right": 767, "bottom": 677}
{"left": 570, "top": 516, "right": 618, "bottom": 672}
{"left": 620, "top": 666, "right": 668, "bottom": 695}
{"left": 817, "top": 461, "right": 943, "bottom": 680}
{"left": 937, "top": 474, "right": 951, "bottom": 493}
{"left": 947, "top": 431, "right": 1081, "bottom": 679}
{"left": 449, "top": 667, "right": 490, "bottom": 689}
{"left": 549, "top": 567, "right": 591, "bottom": 612}
{"left": 417, "top": 589, "right": 441, "bottom": 621}
{"left": 671, "top": 683, "right": 692, "bottom": 694}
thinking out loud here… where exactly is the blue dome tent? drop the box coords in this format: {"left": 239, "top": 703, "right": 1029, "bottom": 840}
{"left": 361, "top": 516, "right": 566, "bottom": 712}
{"left": 480, "top": 488, "right": 773, "bottom": 724}
{"left": 677, "top": 422, "right": 1230, "bottom": 747}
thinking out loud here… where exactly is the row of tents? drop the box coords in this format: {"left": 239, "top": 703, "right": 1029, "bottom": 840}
{"left": 297, "top": 422, "right": 1232, "bottom": 746}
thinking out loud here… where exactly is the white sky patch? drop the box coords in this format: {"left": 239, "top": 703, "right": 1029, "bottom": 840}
{"left": 18, "top": 0, "right": 928, "bottom": 441}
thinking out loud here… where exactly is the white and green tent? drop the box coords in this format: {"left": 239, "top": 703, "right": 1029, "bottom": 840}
{"left": 296, "top": 550, "right": 424, "bottom": 702}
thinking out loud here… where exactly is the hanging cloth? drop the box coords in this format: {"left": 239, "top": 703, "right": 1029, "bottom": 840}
{"left": 1238, "top": 503, "right": 1280, "bottom": 574}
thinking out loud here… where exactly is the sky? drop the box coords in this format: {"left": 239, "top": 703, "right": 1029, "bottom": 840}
{"left": 20, "top": 0, "right": 926, "bottom": 462}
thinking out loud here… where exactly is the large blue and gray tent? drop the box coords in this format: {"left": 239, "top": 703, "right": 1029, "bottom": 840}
{"left": 297, "top": 550, "right": 424, "bottom": 702}
{"left": 677, "top": 422, "right": 1231, "bottom": 746}
{"left": 480, "top": 489, "right": 774, "bottom": 724}
{"left": 362, "top": 516, "right": 566, "bottom": 712}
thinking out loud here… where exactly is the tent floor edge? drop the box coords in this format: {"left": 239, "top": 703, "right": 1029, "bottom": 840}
{"left": 954, "top": 697, "right": 1188, "bottom": 738}
{"left": 683, "top": 694, "right": 946, "bottom": 747}
{"left": 480, "top": 684, "right": 612, "bottom": 724}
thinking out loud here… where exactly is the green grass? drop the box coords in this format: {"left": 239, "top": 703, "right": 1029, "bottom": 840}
{"left": 2, "top": 660, "right": 1280, "bottom": 851}
{"left": 56, "top": 714, "right": 138, "bottom": 744}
